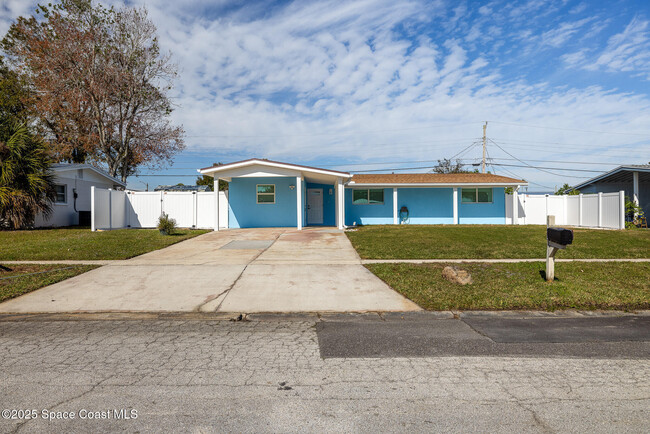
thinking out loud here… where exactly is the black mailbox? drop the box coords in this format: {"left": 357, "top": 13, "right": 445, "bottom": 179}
{"left": 547, "top": 227, "right": 573, "bottom": 246}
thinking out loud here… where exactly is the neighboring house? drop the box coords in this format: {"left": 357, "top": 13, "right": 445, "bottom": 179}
{"left": 574, "top": 165, "right": 649, "bottom": 217}
{"left": 154, "top": 185, "right": 209, "bottom": 192}
{"left": 197, "top": 159, "right": 527, "bottom": 230}
{"left": 34, "top": 164, "right": 126, "bottom": 227}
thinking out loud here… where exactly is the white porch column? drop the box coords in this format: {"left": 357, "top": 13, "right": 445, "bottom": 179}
{"left": 633, "top": 171, "right": 640, "bottom": 207}
{"left": 393, "top": 188, "right": 398, "bottom": 224}
{"left": 213, "top": 178, "right": 219, "bottom": 231}
{"left": 452, "top": 188, "right": 458, "bottom": 224}
{"left": 512, "top": 189, "right": 518, "bottom": 225}
{"left": 336, "top": 178, "right": 345, "bottom": 230}
{"left": 296, "top": 176, "right": 303, "bottom": 230}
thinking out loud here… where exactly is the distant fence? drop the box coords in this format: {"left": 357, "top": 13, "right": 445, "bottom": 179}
{"left": 91, "top": 188, "right": 228, "bottom": 231}
{"left": 506, "top": 191, "right": 625, "bottom": 229}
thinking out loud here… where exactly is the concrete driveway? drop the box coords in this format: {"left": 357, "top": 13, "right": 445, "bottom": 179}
{"left": 0, "top": 228, "right": 419, "bottom": 313}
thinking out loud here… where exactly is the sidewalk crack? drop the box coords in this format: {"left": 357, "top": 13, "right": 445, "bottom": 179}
{"left": 196, "top": 233, "right": 282, "bottom": 313}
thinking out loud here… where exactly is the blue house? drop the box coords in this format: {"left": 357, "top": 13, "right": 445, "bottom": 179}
{"left": 198, "top": 159, "right": 527, "bottom": 230}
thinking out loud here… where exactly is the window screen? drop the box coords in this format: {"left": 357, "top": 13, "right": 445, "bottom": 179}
{"left": 352, "top": 190, "right": 368, "bottom": 204}
{"left": 55, "top": 185, "right": 66, "bottom": 203}
{"left": 368, "top": 189, "right": 384, "bottom": 204}
{"left": 461, "top": 188, "right": 476, "bottom": 203}
{"left": 461, "top": 188, "right": 493, "bottom": 203}
{"left": 353, "top": 189, "right": 384, "bottom": 205}
{"left": 477, "top": 188, "right": 493, "bottom": 203}
{"left": 256, "top": 184, "right": 275, "bottom": 204}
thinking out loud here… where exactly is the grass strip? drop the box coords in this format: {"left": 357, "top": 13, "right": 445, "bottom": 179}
{"left": 0, "top": 264, "right": 99, "bottom": 303}
{"left": 347, "top": 225, "right": 650, "bottom": 259}
{"left": 366, "top": 262, "right": 650, "bottom": 311}
{"left": 0, "top": 227, "right": 210, "bottom": 260}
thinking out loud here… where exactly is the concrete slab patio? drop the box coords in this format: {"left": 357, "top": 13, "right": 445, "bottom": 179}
{"left": 0, "top": 228, "right": 420, "bottom": 313}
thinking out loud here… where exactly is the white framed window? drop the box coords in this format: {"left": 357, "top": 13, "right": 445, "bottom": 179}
{"left": 352, "top": 189, "right": 384, "bottom": 205}
{"left": 256, "top": 184, "right": 275, "bottom": 204}
{"left": 461, "top": 187, "right": 493, "bottom": 203}
{"left": 55, "top": 184, "right": 67, "bottom": 204}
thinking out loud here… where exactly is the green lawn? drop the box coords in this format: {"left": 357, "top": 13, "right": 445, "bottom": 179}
{"left": 367, "top": 262, "right": 650, "bottom": 311}
{"left": 0, "top": 227, "right": 210, "bottom": 260}
{"left": 0, "top": 264, "right": 99, "bottom": 303}
{"left": 347, "top": 225, "right": 650, "bottom": 259}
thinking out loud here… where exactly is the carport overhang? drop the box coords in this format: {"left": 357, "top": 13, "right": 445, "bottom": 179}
{"left": 198, "top": 159, "right": 352, "bottom": 231}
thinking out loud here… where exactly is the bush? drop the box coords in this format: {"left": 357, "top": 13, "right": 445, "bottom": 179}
{"left": 157, "top": 213, "right": 176, "bottom": 235}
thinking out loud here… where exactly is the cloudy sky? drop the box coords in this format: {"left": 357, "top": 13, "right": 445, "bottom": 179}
{"left": 2, "top": 0, "right": 650, "bottom": 191}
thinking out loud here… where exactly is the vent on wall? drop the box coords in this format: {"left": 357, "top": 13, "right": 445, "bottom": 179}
{"left": 77, "top": 169, "right": 84, "bottom": 179}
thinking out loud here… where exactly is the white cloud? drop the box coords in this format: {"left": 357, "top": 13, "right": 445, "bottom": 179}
{"left": 541, "top": 18, "right": 592, "bottom": 47}
{"left": 1, "top": 0, "right": 649, "bottom": 189}
{"left": 590, "top": 17, "right": 650, "bottom": 78}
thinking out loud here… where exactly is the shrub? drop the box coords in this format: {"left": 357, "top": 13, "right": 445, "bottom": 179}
{"left": 157, "top": 213, "right": 176, "bottom": 235}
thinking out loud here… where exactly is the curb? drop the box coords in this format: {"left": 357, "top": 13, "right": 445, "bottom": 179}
{"left": 1, "top": 309, "right": 648, "bottom": 322}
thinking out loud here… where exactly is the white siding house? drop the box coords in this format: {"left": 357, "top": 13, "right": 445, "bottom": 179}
{"left": 34, "top": 164, "right": 126, "bottom": 227}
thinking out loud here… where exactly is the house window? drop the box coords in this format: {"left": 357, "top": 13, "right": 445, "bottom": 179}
{"left": 461, "top": 188, "right": 493, "bottom": 203}
{"left": 352, "top": 189, "right": 384, "bottom": 205}
{"left": 256, "top": 184, "right": 275, "bottom": 204}
{"left": 55, "top": 185, "right": 67, "bottom": 204}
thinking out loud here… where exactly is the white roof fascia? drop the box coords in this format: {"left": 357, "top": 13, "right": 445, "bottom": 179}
{"left": 53, "top": 164, "right": 126, "bottom": 187}
{"left": 198, "top": 159, "right": 351, "bottom": 179}
{"left": 346, "top": 182, "right": 528, "bottom": 188}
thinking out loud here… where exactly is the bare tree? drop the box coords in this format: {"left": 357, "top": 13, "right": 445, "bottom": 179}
{"left": 432, "top": 158, "right": 467, "bottom": 174}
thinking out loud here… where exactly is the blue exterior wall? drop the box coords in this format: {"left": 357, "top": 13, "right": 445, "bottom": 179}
{"left": 305, "top": 182, "right": 336, "bottom": 226}
{"left": 397, "top": 188, "right": 454, "bottom": 224}
{"left": 343, "top": 186, "right": 507, "bottom": 225}
{"left": 228, "top": 177, "right": 297, "bottom": 228}
{"left": 345, "top": 188, "right": 393, "bottom": 225}
{"left": 458, "top": 187, "right": 506, "bottom": 224}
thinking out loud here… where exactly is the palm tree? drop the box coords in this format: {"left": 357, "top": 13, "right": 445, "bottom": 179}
{"left": 0, "top": 122, "right": 56, "bottom": 229}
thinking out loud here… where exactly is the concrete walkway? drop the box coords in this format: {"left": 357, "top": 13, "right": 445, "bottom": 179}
{"left": 0, "top": 228, "right": 419, "bottom": 314}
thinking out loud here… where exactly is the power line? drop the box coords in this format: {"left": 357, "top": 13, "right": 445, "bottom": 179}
{"left": 491, "top": 137, "right": 649, "bottom": 148}
{"left": 488, "top": 163, "right": 593, "bottom": 176}
{"left": 488, "top": 139, "right": 596, "bottom": 178}
{"left": 487, "top": 120, "right": 650, "bottom": 137}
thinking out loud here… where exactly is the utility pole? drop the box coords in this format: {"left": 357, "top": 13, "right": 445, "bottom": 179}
{"left": 482, "top": 121, "right": 488, "bottom": 174}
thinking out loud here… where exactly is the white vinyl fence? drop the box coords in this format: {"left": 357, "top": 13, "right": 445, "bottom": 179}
{"left": 91, "top": 187, "right": 228, "bottom": 231}
{"left": 506, "top": 191, "right": 625, "bottom": 229}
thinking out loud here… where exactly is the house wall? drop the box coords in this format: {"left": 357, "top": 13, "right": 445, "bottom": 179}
{"left": 305, "top": 182, "right": 336, "bottom": 226}
{"left": 228, "top": 177, "right": 298, "bottom": 228}
{"left": 397, "top": 188, "right": 454, "bottom": 224}
{"left": 345, "top": 188, "right": 393, "bottom": 225}
{"left": 343, "top": 186, "right": 507, "bottom": 226}
{"left": 34, "top": 170, "right": 120, "bottom": 227}
{"left": 581, "top": 180, "right": 650, "bottom": 217}
{"left": 458, "top": 187, "right": 506, "bottom": 224}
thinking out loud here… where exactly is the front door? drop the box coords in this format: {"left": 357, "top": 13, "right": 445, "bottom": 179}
{"left": 307, "top": 188, "right": 323, "bottom": 225}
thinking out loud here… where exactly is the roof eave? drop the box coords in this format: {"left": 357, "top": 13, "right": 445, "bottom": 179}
{"left": 53, "top": 164, "right": 126, "bottom": 187}
{"left": 198, "top": 159, "right": 351, "bottom": 178}
{"left": 574, "top": 165, "right": 650, "bottom": 189}
{"left": 346, "top": 182, "right": 528, "bottom": 187}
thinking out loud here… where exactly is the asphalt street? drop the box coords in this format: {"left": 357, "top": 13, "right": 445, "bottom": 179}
{"left": 0, "top": 313, "right": 648, "bottom": 433}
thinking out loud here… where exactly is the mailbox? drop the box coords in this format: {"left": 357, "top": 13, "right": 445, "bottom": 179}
{"left": 547, "top": 227, "right": 573, "bottom": 248}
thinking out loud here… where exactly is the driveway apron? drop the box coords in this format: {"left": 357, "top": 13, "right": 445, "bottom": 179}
{"left": 0, "top": 228, "right": 419, "bottom": 313}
